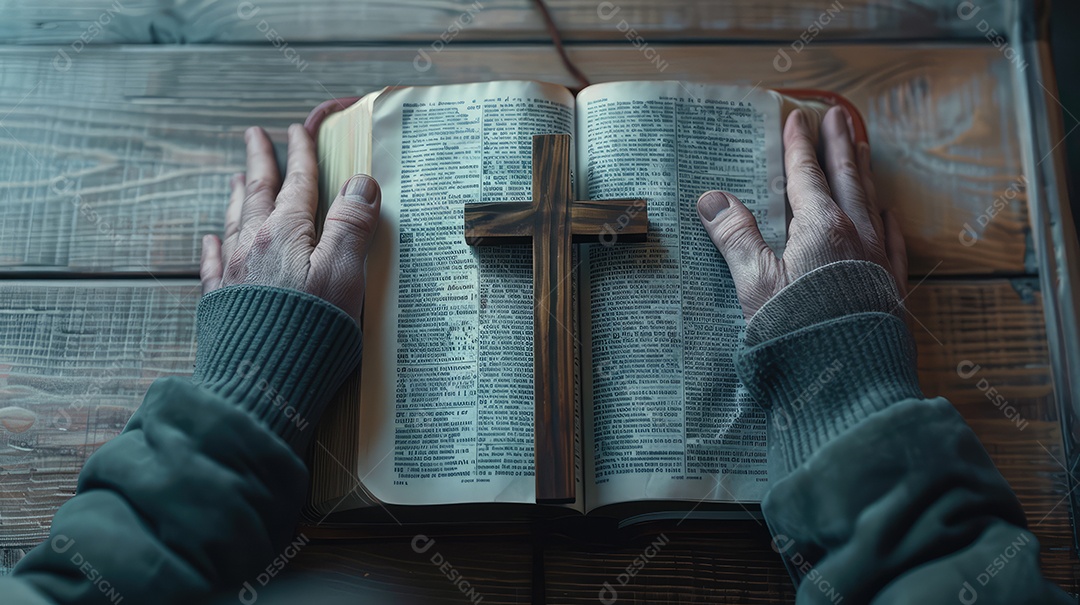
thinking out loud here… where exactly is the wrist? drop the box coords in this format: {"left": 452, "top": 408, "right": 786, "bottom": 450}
{"left": 192, "top": 285, "right": 362, "bottom": 451}
{"left": 737, "top": 311, "right": 923, "bottom": 478}
{"left": 746, "top": 260, "right": 904, "bottom": 346}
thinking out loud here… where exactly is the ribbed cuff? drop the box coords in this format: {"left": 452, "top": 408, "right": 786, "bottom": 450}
{"left": 746, "top": 260, "right": 903, "bottom": 346}
{"left": 736, "top": 312, "right": 922, "bottom": 477}
{"left": 192, "top": 285, "right": 362, "bottom": 451}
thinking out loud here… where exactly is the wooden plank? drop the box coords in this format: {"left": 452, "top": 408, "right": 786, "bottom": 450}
{"left": 0, "top": 44, "right": 1031, "bottom": 276}
{"left": 0, "top": 0, "right": 1016, "bottom": 45}
{"left": 0, "top": 280, "right": 200, "bottom": 550}
{"left": 542, "top": 523, "right": 795, "bottom": 603}
{"left": 0, "top": 278, "right": 1072, "bottom": 596}
{"left": 290, "top": 537, "right": 535, "bottom": 604}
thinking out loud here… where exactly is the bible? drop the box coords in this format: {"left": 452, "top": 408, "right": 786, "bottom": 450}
{"left": 306, "top": 80, "right": 865, "bottom": 525}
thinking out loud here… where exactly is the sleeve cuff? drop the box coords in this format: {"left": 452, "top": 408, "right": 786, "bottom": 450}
{"left": 745, "top": 260, "right": 904, "bottom": 346}
{"left": 736, "top": 312, "right": 923, "bottom": 477}
{"left": 191, "top": 285, "right": 363, "bottom": 451}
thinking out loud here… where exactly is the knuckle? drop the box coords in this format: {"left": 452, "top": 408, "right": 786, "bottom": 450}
{"left": 220, "top": 233, "right": 239, "bottom": 254}
{"left": 787, "top": 130, "right": 816, "bottom": 151}
{"left": 828, "top": 213, "right": 860, "bottom": 241}
{"left": 293, "top": 171, "right": 316, "bottom": 187}
{"left": 713, "top": 208, "right": 756, "bottom": 241}
{"left": 251, "top": 224, "right": 276, "bottom": 254}
{"left": 863, "top": 177, "right": 878, "bottom": 197}
{"left": 227, "top": 246, "right": 248, "bottom": 267}
{"left": 787, "top": 162, "right": 829, "bottom": 193}
{"left": 245, "top": 179, "right": 276, "bottom": 199}
{"left": 822, "top": 230, "right": 855, "bottom": 256}
{"left": 327, "top": 202, "right": 379, "bottom": 239}
{"left": 282, "top": 171, "right": 315, "bottom": 193}
{"left": 836, "top": 159, "right": 861, "bottom": 183}
{"left": 223, "top": 258, "right": 246, "bottom": 284}
{"left": 786, "top": 150, "right": 819, "bottom": 174}
{"left": 276, "top": 204, "right": 315, "bottom": 223}
{"left": 724, "top": 230, "right": 759, "bottom": 255}
{"left": 283, "top": 218, "right": 316, "bottom": 243}
{"left": 862, "top": 217, "right": 885, "bottom": 244}
{"left": 260, "top": 215, "right": 315, "bottom": 250}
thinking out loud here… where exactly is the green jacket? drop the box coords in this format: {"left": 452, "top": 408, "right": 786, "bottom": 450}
{"left": 4, "top": 264, "right": 1074, "bottom": 604}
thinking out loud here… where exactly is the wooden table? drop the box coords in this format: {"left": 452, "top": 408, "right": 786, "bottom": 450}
{"left": 0, "top": 1, "right": 1077, "bottom": 601}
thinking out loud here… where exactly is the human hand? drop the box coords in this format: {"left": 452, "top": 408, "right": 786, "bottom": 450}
{"left": 200, "top": 124, "right": 381, "bottom": 320}
{"left": 697, "top": 106, "right": 907, "bottom": 319}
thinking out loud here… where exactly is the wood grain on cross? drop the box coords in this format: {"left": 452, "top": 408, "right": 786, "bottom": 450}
{"left": 464, "top": 134, "right": 648, "bottom": 503}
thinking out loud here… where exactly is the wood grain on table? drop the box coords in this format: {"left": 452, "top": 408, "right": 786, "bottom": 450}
{"left": 0, "top": 0, "right": 1015, "bottom": 45}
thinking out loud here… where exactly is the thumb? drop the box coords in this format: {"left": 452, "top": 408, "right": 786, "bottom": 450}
{"left": 697, "top": 190, "right": 775, "bottom": 296}
{"left": 310, "top": 174, "right": 382, "bottom": 318}
{"left": 699, "top": 191, "right": 777, "bottom": 319}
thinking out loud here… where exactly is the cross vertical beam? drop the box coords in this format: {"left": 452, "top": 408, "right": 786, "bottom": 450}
{"left": 530, "top": 134, "right": 575, "bottom": 503}
{"left": 464, "top": 134, "right": 648, "bottom": 504}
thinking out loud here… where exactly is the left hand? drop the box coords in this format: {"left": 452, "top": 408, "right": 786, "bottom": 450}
{"left": 200, "top": 124, "right": 381, "bottom": 320}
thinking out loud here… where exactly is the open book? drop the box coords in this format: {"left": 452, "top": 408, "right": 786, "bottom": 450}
{"left": 308, "top": 81, "right": 862, "bottom": 526}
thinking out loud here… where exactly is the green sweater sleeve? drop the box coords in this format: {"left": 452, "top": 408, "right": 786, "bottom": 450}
{"left": 6, "top": 285, "right": 362, "bottom": 605}
{"left": 735, "top": 262, "right": 1074, "bottom": 603}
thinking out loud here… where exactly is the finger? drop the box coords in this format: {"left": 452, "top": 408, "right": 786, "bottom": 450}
{"left": 783, "top": 109, "right": 837, "bottom": 219}
{"left": 275, "top": 123, "right": 319, "bottom": 219}
{"left": 696, "top": 190, "right": 776, "bottom": 295}
{"left": 821, "top": 106, "right": 880, "bottom": 249}
{"left": 883, "top": 210, "right": 908, "bottom": 298}
{"left": 855, "top": 140, "right": 886, "bottom": 244}
{"left": 304, "top": 97, "right": 362, "bottom": 139}
{"left": 240, "top": 126, "right": 280, "bottom": 231}
{"left": 310, "top": 175, "right": 382, "bottom": 317}
{"left": 221, "top": 172, "right": 245, "bottom": 264}
{"left": 200, "top": 234, "right": 224, "bottom": 294}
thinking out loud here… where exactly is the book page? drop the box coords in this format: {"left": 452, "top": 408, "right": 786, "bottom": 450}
{"left": 360, "top": 81, "right": 577, "bottom": 506}
{"left": 577, "top": 82, "right": 785, "bottom": 510}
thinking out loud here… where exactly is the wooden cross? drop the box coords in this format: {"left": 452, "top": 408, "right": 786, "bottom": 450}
{"left": 464, "top": 134, "right": 648, "bottom": 504}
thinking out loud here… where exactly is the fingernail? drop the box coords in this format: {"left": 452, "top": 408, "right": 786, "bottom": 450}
{"left": 697, "top": 191, "right": 730, "bottom": 221}
{"left": 343, "top": 175, "right": 379, "bottom": 205}
{"left": 828, "top": 106, "right": 849, "bottom": 136}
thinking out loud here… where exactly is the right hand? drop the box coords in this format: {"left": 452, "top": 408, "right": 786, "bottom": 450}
{"left": 696, "top": 106, "right": 907, "bottom": 320}
{"left": 200, "top": 124, "right": 381, "bottom": 321}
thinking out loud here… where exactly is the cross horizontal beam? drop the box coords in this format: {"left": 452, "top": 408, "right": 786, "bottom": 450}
{"left": 464, "top": 199, "right": 648, "bottom": 246}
